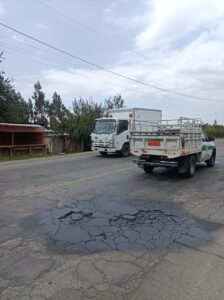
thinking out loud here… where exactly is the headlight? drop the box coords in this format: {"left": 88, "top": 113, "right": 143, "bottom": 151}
{"left": 108, "top": 140, "right": 114, "bottom": 147}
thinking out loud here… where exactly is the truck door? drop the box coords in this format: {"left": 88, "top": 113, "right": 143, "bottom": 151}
{"left": 201, "top": 133, "right": 211, "bottom": 161}
{"left": 116, "top": 120, "right": 129, "bottom": 150}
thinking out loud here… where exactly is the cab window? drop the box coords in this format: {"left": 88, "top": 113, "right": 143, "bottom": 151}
{"left": 117, "top": 120, "right": 128, "bottom": 135}
{"left": 202, "top": 132, "right": 207, "bottom": 142}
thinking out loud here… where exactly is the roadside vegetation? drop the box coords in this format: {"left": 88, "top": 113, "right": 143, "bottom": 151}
{"left": 203, "top": 123, "right": 224, "bottom": 138}
{"left": 0, "top": 53, "right": 125, "bottom": 150}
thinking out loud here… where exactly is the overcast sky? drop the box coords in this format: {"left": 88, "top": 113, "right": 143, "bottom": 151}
{"left": 0, "top": 0, "right": 224, "bottom": 123}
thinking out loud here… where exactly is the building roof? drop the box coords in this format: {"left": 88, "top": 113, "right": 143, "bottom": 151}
{"left": 0, "top": 123, "right": 42, "bottom": 127}
{"left": 0, "top": 123, "right": 44, "bottom": 133}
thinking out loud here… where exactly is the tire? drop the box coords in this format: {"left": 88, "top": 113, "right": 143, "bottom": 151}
{"left": 185, "top": 156, "right": 196, "bottom": 178}
{"left": 143, "top": 165, "right": 154, "bottom": 174}
{"left": 206, "top": 151, "right": 216, "bottom": 168}
{"left": 121, "top": 143, "right": 129, "bottom": 157}
{"left": 100, "top": 151, "right": 107, "bottom": 157}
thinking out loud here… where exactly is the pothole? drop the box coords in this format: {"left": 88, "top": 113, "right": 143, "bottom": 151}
{"left": 33, "top": 200, "right": 215, "bottom": 254}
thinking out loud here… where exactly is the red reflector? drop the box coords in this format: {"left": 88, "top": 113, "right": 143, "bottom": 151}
{"left": 142, "top": 150, "right": 147, "bottom": 153}
{"left": 134, "top": 150, "right": 138, "bottom": 153}
{"left": 148, "top": 140, "right": 160, "bottom": 146}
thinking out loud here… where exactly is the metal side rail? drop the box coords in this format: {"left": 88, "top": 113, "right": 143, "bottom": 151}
{"left": 132, "top": 158, "right": 178, "bottom": 168}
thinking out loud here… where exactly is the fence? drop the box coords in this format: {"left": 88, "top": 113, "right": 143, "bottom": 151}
{"left": 45, "top": 135, "right": 82, "bottom": 154}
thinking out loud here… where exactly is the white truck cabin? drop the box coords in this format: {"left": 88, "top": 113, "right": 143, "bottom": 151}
{"left": 91, "top": 108, "right": 162, "bottom": 157}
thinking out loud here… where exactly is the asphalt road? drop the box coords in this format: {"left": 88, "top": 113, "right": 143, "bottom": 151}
{"left": 0, "top": 140, "right": 224, "bottom": 300}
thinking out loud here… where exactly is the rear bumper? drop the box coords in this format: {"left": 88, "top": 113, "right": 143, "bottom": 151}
{"left": 133, "top": 158, "right": 178, "bottom": 168}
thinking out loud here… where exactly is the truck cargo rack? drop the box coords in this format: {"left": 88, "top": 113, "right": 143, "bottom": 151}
{"left": 131, "top": 117, "right": 202, "bottom": 136}
{"left": 130, "top": 117, "right": 203, "bottom": 159}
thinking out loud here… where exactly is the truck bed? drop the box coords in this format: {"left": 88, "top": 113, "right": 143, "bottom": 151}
{"left": 130, "top": 118, "right": 202, "bottom": 159}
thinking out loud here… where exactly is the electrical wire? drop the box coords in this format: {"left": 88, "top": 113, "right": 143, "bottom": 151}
{"left": 0, "top": 40, "right": 141, "bottom": 90}
{"left": 0, "top": 33, "right": 91, "bottom": 70}
{"left": 2, "top": 48, "right": 134, "bottom": 92}
{"left": 0, "top": 22, "right": 221, "bottom": 103}
{"left": 32, "top": 0, "right": 210, "bottom": 84}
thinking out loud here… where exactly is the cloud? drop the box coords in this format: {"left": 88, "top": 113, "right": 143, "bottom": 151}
{"left": 11, "top": 35, "right": 24, "bottom": 43}
{"left": 17, "top": 28, "right": 224, "bottom": 122}
{"left": 13, "top": 0, "right": 224, "bottom": 124}
{"left": 37, "top": 23, "right": 48, "bottom": 30}
{"left": 135, "top": 0, "right": 224, "bottom": 50}
{"left": 0, "top": 1, "right": 5, "bottom": 16}
{"left": 103, "top": 0, "right": 147, "bottom": 29}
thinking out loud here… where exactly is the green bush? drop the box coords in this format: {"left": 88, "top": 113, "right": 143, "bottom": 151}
{"left": 203, "top": 124, "right": 224, "bottom": 138}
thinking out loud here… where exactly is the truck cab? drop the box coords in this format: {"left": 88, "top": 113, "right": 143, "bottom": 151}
{"left": 91, "top": 118, "right": 130, "bottom": 156}
{"left": 91, "top": 108, "right": 162, "bottom": 157}
{"left": 199, "top": 132, "right": 216, "bottom": 164}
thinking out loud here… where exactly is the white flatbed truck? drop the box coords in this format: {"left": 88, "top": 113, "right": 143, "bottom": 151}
{"left": 91, "top": 108, "right": 162, "bottom": 156}
{"left": 130, "top": 117, "right": 216, "bottom": 177}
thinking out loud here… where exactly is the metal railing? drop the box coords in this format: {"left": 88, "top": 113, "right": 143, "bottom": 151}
{"left": 130, "top": 117, "right": 202, "bottom": 136}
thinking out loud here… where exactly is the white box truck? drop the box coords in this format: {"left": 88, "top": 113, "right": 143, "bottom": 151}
{"left": 130, "top": 117, "right": 216, "bottom": 177}
{"left": 91, "top": 108, "right": 162, "bottom": 156}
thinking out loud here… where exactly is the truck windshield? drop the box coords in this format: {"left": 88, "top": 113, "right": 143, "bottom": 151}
{"left": 93, "top": 120, "right": 116, "bottom": 134}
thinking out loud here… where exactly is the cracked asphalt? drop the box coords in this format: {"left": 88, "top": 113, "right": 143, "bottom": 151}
{"left": 0, "top": 140, "right": 224, "bottom": 300}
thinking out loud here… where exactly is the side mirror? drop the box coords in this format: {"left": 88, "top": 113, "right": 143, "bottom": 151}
{"left": 117, "top": 124, "right": 121, "bottom": 135}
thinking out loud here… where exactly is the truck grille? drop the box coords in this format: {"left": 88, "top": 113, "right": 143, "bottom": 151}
{"left": 93, "top": 140, "right": 109, "bottom": 147}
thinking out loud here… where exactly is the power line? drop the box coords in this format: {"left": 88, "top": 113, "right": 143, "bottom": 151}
{"left": 0, "top": 41, "right": 140, "bottom": 88}
{"left": 1, "top": 32, "right": 219, "bottom": 95}
{"left": 0, "top": 40, "right": 90, "bottom": 70}
{"left": 32, "top": 0, "right": 214, "bottom": 86}
{"left": 0, "top": 21, "right": 222, "bottom": 103}
{"left": 0, "top": 33, "right": 91, "bottom": 70}
{"left": 3, "top": 48, "right": 224, "bottom": 123}
{"left": 204, "top": 107, "right": 224, "bottom": 118}
{"left": 0, "top": 34, "right": 191, "bottom": 95}
{"left": 2, "top": 47, "right": 133, "bottom": 92}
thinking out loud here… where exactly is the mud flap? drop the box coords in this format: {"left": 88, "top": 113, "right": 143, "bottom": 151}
{"left": 177, "top": 157, "right": 188, "bottom": 174}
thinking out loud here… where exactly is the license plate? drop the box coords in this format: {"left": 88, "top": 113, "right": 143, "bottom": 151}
{"left": 148, "top": 140, "right": 160, "bottom": 146}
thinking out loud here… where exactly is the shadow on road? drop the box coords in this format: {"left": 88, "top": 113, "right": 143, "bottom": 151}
{"left": 134, "top": 163, "right": 212, "bottom": 182}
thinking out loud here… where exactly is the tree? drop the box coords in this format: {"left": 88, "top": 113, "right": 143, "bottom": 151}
{"left": 48, "top": 92, "right": 69, "bottom": 132}
{"left": 49, "top": 92, "right": 66, "bottom": 117}
{"left": 20, "top": 98, "right": 31, "bottom": 123}
{"left": 72, "top": 97, "right": 103, "bottom": 150}
{"left": 27, "top": 98, "right": 34, "bottom": 122}
{"left": 0, "top": 69, "right": 29, "bottom": 123}
{"left": 104, "top": 94, "right": 125, "bottom": 115}
{"left": 0, "top": 51, "right": 3, "bottom": 63}
{"left": 204, "top": 123, "right": 224, "bottom": 138}
{"left": 32, "top": 81, "right": 49, "bottom": 127}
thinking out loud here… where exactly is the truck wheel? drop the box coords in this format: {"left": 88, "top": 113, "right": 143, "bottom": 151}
{"left": 206, "top": 151, "right": 216, "bottom": 167}
{"left": 121, "top": 143, "right": 129, "bottom": 157}
{"left": 144, "top": 165, "right": 154, "bottom": 174}
{"left": 185, "top": 156, "right": 196, "bottom": 178}
{"left": 100, "top": 151, "right": 107, "bottom": 157}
